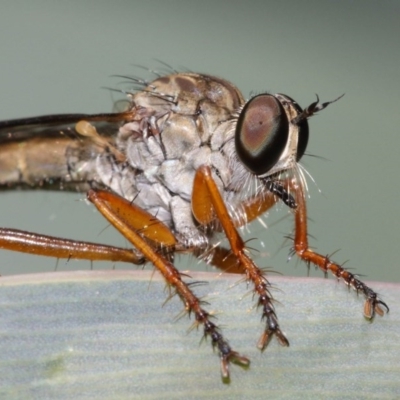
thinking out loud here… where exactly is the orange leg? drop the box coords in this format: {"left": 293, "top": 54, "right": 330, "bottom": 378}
{"left": 1, "top": 190, "right": 249, "bottom": 377}
{"left": 0, "top": 184, "right": 177, "bottom": 266}
{"left": 86, "top": 189, "right": 249, "bottom": 380}
{"left": 205, "top": 190, "right": 281, "bottom": 273}
{"left": 192, "top": 165, "right": 289, "bottom": 350}
{"left": 235, "top": 184, "right": 280, "bottom": 227}
{"left": 291, "top": 179, "right": 389, "bottom": 318}
{"left": 0, "top": 228, "right": 144, "bottom": 265}
{"left": 200, "top": 245, "right": 243, "bottom": 274}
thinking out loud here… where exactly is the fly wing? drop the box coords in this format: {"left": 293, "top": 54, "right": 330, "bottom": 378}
{"left": 0, "top": 111, "right": 133, "bottom": 191}
{"left": 0, "top": 112, "right": 135, "bottom": 141}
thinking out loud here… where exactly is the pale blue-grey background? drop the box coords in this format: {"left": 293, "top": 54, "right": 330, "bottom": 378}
{"left": 0, "top": 0, "right": 398, "bottom": 282}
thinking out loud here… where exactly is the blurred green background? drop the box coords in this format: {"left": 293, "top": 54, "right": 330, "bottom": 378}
{"left": 0, "top": 0, "right": 398, "bottom": 282}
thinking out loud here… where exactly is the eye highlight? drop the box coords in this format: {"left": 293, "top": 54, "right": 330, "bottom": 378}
{"left": 235, "top": 94, "right": 289, "bottom": 175}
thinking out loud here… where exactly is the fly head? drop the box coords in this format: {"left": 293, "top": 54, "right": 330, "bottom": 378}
{"left": 234, "top": 92, "right": 343, "bottom": 207}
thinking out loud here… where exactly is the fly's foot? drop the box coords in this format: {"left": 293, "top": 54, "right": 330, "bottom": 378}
{"left": 203, "top": 320, "right": 250, "bottom": 380}
{"left": 249, "top": 277, "right": 289, "bottom": 351}
{"left": 220, "top": 349, "right": 250, "bottom": 381}
{"left": 335, "top": 268, "right": 390, "bottom": 319}
{"left": 257, "top": 299, "right": 289, "bottom": 350}
{"left": 363, "top": 291, "right": 390, "bottom": 319}
{"left": 257, "top": 326, "right": 289, "bottom": 350}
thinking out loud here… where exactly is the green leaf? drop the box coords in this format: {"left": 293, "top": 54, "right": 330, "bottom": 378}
{"left": 1, "top": 271, "right": 399, "bottom": 399}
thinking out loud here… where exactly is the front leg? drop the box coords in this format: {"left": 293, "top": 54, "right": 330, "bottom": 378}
{"left": 290, "top": 179, "right": 389, "bottom": 319}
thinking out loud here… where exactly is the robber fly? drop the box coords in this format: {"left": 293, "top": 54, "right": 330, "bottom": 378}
{"left": 0, "top": 71, "right": 389, "bottom": 380}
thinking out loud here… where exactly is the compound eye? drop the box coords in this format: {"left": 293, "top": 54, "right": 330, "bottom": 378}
{"left": 235, "top": 94, "right": 289, "bottom": 175}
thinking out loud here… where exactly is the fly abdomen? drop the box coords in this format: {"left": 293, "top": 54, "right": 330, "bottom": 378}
{"left": 0, "top": 136, "right": 101, "bottom": 191}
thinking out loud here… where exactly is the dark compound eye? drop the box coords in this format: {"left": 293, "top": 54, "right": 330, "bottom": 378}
{"left": 235, "top": 94, "right": 289, "bottom": 175}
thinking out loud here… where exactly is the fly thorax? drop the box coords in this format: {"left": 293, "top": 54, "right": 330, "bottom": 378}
{"left": 116, "top": 73, "right": 245, "bottom": 203}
